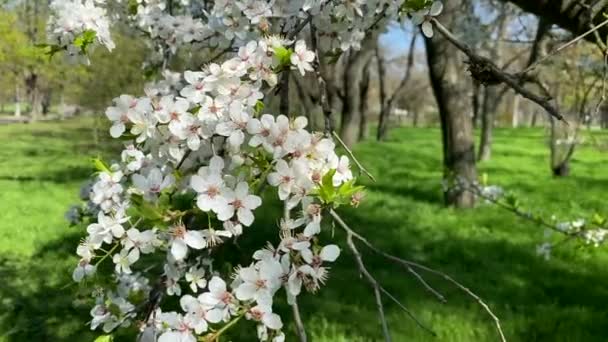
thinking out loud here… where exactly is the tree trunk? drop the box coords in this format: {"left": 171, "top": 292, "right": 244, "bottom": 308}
{"left": 552, "top": 161, "right": 570, "bottom": 177}
{"left": 478, "top": 87, "right": 494, "bottom": 161}
{"left": 42, "top": 89, "right": 52, "bottom": 116}
{"left": 531, "top": 111, "right": 539, "bottom": 127}
{"left": 425, "top": 0, "right": 477, "bottom": 208}
{"left": 377, "top": 30, "right": 417, "bottom": 140}
{"left": 511, "top": 94, "right": 520, "bottom": 128}
{"left": 14, "top": 84, "right": 21, "bottom": 118}
{"left": 472, "top": 82, "right": 480, "bottom": 129}
{"left": 339, "top": 40, "right": 375, "bottom": 147}
{"left": 26, "top": 73, "right": 42, "bottom": 121}
{"left": 376, "top": 44, "right": 390, "bottom": 141}
{"left": 601, "top": 101, "right": 608, "bottom": 129}
{"left": 358, "top": 58, "right": 372, "bottom": 141}
{"left": 60, "top": 93, "right": 66, "bottom": 120}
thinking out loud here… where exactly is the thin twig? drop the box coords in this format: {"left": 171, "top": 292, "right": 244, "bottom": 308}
{"left": 284, "top": 201, "right": 308, "bottom": 342}
{"left": 346, "top": 231, "right": 392, "bottom": 342}
{"left": 331, "top": 131, "right": 376, "bottom": 182}
{"left": 329, "top": 209, "right": 507, "bottom": 342}
{"left": 378, "top": 286, "right": 437, "bottom": 336}
{"left": 287, "top": 16, "right": 313, "bottom": 41}
{"left": 176, "top": 149, "right": 192, "bottom": 170}
{"left": 522, "top": 17, "right": 608, "bottom": 74}
{"left": 291, "top": 296, "right": 308, "bottom": 342}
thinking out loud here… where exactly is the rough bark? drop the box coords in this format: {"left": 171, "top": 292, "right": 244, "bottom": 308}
{"left": 376, "top": 45, "right": 389, "bottom": 141}
{"left": 602, "top": 102, "right": 608, "bottom": 128}
{"left": 358, "top": 58, "right": 372, "bottom": 141}
{"left": 425, "top": 0, "right": 477, "bottom": 208}
{"left": 478, "top": 87, "right": 494, "bottom": 161}
{"left": 471, "top": 82, "right": 480, "bottom": 129}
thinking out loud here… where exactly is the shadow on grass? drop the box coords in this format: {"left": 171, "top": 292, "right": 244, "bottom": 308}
{"left": 0, "top": 166, "right": 95, "bottom": 184}
{"left": 3, "top": 196, "right": 608, "bottom": 342}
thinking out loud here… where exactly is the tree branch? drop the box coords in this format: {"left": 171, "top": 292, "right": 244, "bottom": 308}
{"left": 291, "top": 289, "right": 308, "bottom": 342}
{"left": 345, "top": 231, "right": 392, "bottom": 342}
{"left": 431, "top": 17, "right": 566, "bottom": 124}
{"left": 329, "top": 209, "right": 507, "bottom": 342}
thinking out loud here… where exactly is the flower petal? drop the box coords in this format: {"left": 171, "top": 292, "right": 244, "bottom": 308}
{"left": 320, "top": 245, "right": 340, "bottom": 262}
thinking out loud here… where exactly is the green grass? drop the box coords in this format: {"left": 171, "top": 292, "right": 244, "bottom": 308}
{"left": 1, "top": 119, "right": 608, "bottom": 341}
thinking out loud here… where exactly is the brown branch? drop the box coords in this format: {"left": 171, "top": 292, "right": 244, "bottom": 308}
{"left": 287, "top": 16, "right": 313, "bottom": 41}
{"left": 310, "top": 20, "right": 333, "bottom": 135}
{"left": 346, "top": 231, "right": 392, "bottom": 342}
{"left": 291, "top": 288, "right": 308, "bottom": 342}
{"left": 431, "top": 18, "right": 566, "bottom": 124}
{"left": 378, "top": 286, "right": 437, "bottom": 337}
{"left": 329, "top": 209, "right": 507, "bottom": 342}
{"left": 280, "top": 71, "right": 290, "bottom": 117}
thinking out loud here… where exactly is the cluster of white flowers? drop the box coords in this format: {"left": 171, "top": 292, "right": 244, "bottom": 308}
{"left": 135, "top": 0, "right": 212, "bottom": 53}
{"left": 68, "top": 36, "right": 359, "bottom": 341}
{"left": 555, "top": 218, "right": 608, "bottom": 246}
{"left": 48, "top": 0, "right": 114, "bottom": 58}
{"left": 48, "top": 0, "right": 445, "bottom": 339}
{"left": 48, "top": 0, "right": 441, "bottom": 63}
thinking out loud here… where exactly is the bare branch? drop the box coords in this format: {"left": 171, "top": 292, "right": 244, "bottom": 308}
{"left": 331, "top": 131, "right": 376, "bottom": 182}
{"left": 291, "top": 296, "right": 308, "bottom": 342}
{"left": 522, "top": 17, "right": 608, "bottom": 74}
{"left": 287, "top": 16, "right": 313, "bottom": 41}
{"left": 345, "top": 231, "right": 392, "bottom": 342}
{"left": 280, "top": 71, "right": 290, "bottom": 117}
{"left": 378, "top": 286, "right": 437, "bottom": 336}
{"left": 430, "top": 17, "right": 566, "bottom": 124}
{"left": 329, "top": 209, "right": 507, "bottom": 342}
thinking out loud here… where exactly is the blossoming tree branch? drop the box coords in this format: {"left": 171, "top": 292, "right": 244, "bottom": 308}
{"left": 49, "top": 0, "right": 507, "bottom": 341}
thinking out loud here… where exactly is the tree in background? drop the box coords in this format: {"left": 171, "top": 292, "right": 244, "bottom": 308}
{"left": 425, "top": 0, "right": 478, "bottom": 208}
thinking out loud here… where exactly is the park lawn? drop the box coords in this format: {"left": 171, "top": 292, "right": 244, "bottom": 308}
{"left": 0, "top": 117, "right": 607, "bottom": 341}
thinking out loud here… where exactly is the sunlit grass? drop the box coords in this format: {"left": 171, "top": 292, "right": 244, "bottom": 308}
{"left": 1, "top": 118, "right": 607, "bottom": 341}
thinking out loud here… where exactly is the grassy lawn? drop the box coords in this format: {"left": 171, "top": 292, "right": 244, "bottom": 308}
{"left": 1, "top": 118, "right": 607, "bottom": 341}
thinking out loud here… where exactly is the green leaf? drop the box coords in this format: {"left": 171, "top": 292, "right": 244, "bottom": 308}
{"left": 127, "top": 0, "right": 139, "bottom": 15}
{"left": 94, "top": 334, "right": 113, "bottom": 342}
{"left": 130, "top": 194, "right": 163, "bottom": 221}
{"left": 272, "top": 46, "right": 293, "bottom": 70}
{"left": 592, "top": 213, "right": 606, "bottom": 226}
{"left": 92, "top": 157, "right": 111, "bottom": 174}
{"left": 403, "top": 0, "right": 431, "bottom": 11}
{"left": 73, "top": 29, "right": 97, "bottom": 54}
{"left": 189, "top": 105, "right": 201, "bottom": 115}
{"left": 35, "top": 43, "right": 63, "bottom": 59}
{"left": 505, "top": 194, "right": 519, "bottom": 208}
{"left": 254, "top": 101, "right": 265, "bottom": 115}
{"left": 317, "top": 169, "right": 337, "bottom": 204}
{"left": 171, "top": 192, "right": 197, "bottom": 211}
{"left": 324, "top": 49, "right": 343, "bottom": 65}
